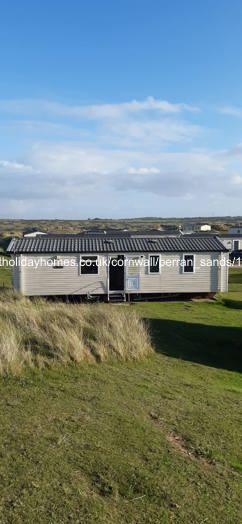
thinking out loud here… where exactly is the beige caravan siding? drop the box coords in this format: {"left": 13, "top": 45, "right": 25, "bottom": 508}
{"left": 125, "top": 252, "right": 223, "bottom": 293}
{"left": 21, "top": 254, "right": 108, "bottom": 296}
{"left": 220, "top": 253, "right": 229, "bottom": 292}
{"left": 17, "top": 251, "right": 227, "bottom": 296}
{"left": 11, "top": 255, "right": 22, "bottom": 292}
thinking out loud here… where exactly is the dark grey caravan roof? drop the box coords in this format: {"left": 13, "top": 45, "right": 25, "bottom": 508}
{"left": 7, "top": 235, "right": 227, "bottom": 254}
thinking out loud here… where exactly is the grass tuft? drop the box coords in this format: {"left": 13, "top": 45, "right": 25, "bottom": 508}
{"left": 0, "top": 292, "right": 152, "bottom": 374}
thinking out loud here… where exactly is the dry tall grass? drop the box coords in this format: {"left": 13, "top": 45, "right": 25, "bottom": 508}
{"left": 0, "top": 291, "right": 153, "bottom": 374}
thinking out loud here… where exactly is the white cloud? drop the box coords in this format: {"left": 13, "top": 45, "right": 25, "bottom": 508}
{"left": 128, "top": 167, "right": 160, "bottom": 175}
{"left": 0, "top": 160, "right": 34, "bottom": 173}
{"left": 0, "top": 96, "right": 200, "bottom": 119}
{"left": 103, "top": 118, "right": 201, "bottom": 147}
{"left": 231, "top": 174, "right": 242, "bottom": 184}
{"left": 0, "top": 96, "right": 242, "bottom": 217}
{"left": 225, "top": 143, "right": 242, "bottom": 157}
{"left": 0, "top": 142, "right": 241, "bottom": 205}
{"left": 218, "top": 106, "right": 242, "bottom": 117}
{"left": 51, "top": 97, "right": 200, "bottom": 119}
{"left": 0, "top": 97, "right": 202, "bottom": 153}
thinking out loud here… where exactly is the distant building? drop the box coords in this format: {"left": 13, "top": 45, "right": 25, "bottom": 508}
{"left": 181, "top": 223, "right": 195, "bottom": 234}
{"left": 23, "top": 230, "right": 46, "bottom": 238}
{"left": 199, "top": 224, "right": 211, "bottom": 232}
{"left": 228, "top": 226, "right": 242, "bottom": 235}
{"left": 182, "top": 223, "right": 211, "bottom": 234}
{"left": 219, "top": 234, "right": 242, "bottom": 252}
{"left": 218, "top": 224, "right": 242, "bottom": 251}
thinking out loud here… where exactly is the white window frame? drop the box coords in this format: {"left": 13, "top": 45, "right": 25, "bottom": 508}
{"left": 182, "top": 253, "right": 195, "bottom": 274}
{"left": 148, "top": 254, "right": 161, "bottom": 275}
{"left": 80, "top": 255, "right": 99, "bottom": 275}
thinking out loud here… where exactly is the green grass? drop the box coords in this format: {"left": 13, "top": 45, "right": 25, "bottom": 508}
{"left": 0, "top": 256, "right": 11, "bottom": 288}
{"left": 221, "top": 266, "right": 242, "bottom": 308}
{"left": 0, "top": 268, "right": 241, "bottom": 522}
{"left": 0, "top": 329, "right": 241, "bottom": 523}
{"left": 228, "top": 267, "right": 242, "bottom": 292}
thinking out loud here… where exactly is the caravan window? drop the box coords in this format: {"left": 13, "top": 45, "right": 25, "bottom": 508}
{"left": 183, "top": 254, "right": 194, "bottom": 273}
{"left": 149, "top": 255, "right": 160, "bottom": 274}
{"left": 80, "top": 256, "right": 98, "bottom": 274}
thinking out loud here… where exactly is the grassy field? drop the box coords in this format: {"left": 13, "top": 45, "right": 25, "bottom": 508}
{"left": 221, "top": 266, "right": 242, "bottom": 308}
{"left": 0, "top": 256, "right": 12, "bottom": 288}
{"left": 0, "top": 216, "right": 239, "bottom": 239}
{"left": 0, "top": 270, "right": 241, "bottom": 522}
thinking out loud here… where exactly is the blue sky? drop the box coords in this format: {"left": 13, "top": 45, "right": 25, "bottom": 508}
{"left": 0, "top": 0, "right": 242, "bottom": 218}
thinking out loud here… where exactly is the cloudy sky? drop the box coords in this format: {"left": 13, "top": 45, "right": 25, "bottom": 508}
{"left": 0, "top": 1, "right": 242, "bottom": 218}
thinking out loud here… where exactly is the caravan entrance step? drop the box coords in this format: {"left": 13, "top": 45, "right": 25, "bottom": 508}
{"left": 108, "top": 293, "right": 126, "bottom": 303}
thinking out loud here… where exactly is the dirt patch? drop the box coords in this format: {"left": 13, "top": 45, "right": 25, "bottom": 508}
{"left": 148, "top": 412, "right": 216, "bottom": 467}
{"left": 167, "top": 432, "right": 216, "bottom": 467}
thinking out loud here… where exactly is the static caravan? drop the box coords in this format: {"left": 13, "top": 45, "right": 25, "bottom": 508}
{"left": 219, "top": 234, "right": 242, "bottom": 253}
{"left": 7, "top": 234, "right": 228, "bottom": 300}
{"left": 228, "top": 226, "right": 242, "bottom": 235}
{"left": 199, "top": 224, "right": 211, "bottom": 232}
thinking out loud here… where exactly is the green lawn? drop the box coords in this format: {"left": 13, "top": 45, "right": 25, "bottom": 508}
{"left": 228, "top": 267, "right": 242, "bottom": 292}
{"left": 0, "top": 267, "right": 241, "bottom": 523}
{"left": 0, "top": 256, "right": 11, "bottom": 288}
{"left": 221, "top": 266, "right": 242, "bottom": 308}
